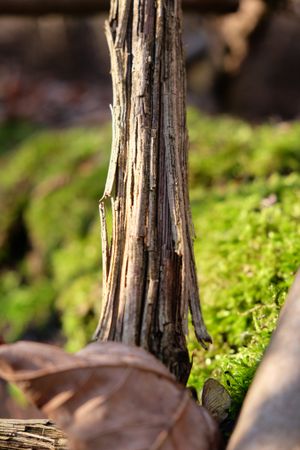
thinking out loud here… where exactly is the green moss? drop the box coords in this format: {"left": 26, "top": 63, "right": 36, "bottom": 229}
{"left": 25, "top": 167, "right": 107, "bottom": 257}
{"left": 188, "top": 108, "right": 300, "bottom": 186}
{"left": 1, "top": 125, "right": 111, "bottom": 189}
{"left": 0, "top": 121, "right": 37, "bottom": 156}
{"left": 51, "top": 221, "right": 101, "bottom": 289}
{"left": 187, "top": 110, "right": 300, "bottom": 416}
{"left": 0, "top": 273, "right": 55, "bottom": 341}
{"left": 0, "top": 123, "right": 111, "bottom": 345}
{"left": 0, "top": 111, "right": 299, "bottom": 419}
{"left": 57, "top": 273, "right": 101, "bottom": 352}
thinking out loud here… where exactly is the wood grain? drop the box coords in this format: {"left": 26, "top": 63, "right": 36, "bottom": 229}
{"left": 0, "top": 419, "right": 67, "bottom": 450}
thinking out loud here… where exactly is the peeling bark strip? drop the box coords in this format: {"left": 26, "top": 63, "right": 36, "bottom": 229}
{"left": 94, "top": 0, "right": 211, "bottom": 384}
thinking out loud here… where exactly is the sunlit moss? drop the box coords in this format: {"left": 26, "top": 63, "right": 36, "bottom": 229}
{"left": 187, "top": 109, "right": 300, "bottom": 416}
{"left": 0, "top": 111, "right": 299, "bottom": 418}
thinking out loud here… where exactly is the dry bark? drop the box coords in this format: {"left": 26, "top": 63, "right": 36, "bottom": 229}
{"left": 94, "top": 0, "right": 211, "bottom": 384}
{"left": 0, "top": 419, "right": 67, "bottom": 450}
{"left": 0, "top": 0, "right": 240, "bottom": 16}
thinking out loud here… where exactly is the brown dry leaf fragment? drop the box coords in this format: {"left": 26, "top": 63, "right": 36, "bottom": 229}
{"left": 0, "top": 341, "right": 221, "bottom": 450}
{"left": 202, "top": 378, "right": 232, "bottom": 423}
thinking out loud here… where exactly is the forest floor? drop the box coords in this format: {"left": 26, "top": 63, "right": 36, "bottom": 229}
{"left": 0, "top": 109, "right": 299, "bottom": 421}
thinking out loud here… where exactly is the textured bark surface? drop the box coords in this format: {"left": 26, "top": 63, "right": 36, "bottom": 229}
{"left": 94, "top": 0, "right": 211, "bottom": 384}
{"left": 0, "top": 420, "right": 67, "bottom": 450}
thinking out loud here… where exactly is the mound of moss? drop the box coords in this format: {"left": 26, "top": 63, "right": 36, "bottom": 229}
{"left": 0, "top": 123, "right": 111, "bottom": 347}
{"left": 0, "top": 111, "right": 299, "bottom": 417}
{"left": 187, "top": 110, "right": 300, "bottom": 415}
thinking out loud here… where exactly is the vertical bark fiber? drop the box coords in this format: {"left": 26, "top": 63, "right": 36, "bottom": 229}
{"left": 94, "top": 0, "right": 211, "bottom": 384}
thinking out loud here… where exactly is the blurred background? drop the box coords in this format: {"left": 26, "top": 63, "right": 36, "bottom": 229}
{"left": 0, "top": 0, "right": 300, "bottom": 420}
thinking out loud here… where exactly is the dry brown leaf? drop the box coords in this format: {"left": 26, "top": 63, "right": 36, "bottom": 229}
{"left": 0, "top": 341, "right": 220, "bottom": 450}
{"left": 202, "top": 378, "right": 231, "bottom": 423}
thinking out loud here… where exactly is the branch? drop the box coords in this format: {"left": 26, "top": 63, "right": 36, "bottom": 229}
{"left": 0, "top": 0, "right": 240, "bottom": 16}
{"left": 0, "top": 419, "right": 67, "bottom": 450}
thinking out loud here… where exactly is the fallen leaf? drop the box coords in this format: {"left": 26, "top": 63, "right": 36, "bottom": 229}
{"left": 202, "top": 378, "right": 232, "bottom": 423}
{"left": 0, "top": 341, "right": 221, "bottom": 450}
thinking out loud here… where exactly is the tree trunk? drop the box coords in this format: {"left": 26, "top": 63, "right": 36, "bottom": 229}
{"left": 0, "top": 419, "right": 67, "bottom": 450}
{"left": 94, "top": 0, "right": 211, "bottom": 385}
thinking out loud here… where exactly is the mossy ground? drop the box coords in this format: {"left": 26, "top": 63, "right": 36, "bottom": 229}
{"left": 187, "top": 111, "right": 300, "bottom": 416}
{"left": 0, "top": 111, "right": 299, "bottom": 417}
